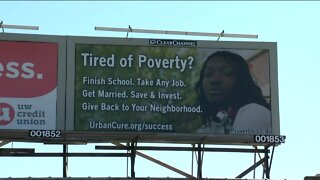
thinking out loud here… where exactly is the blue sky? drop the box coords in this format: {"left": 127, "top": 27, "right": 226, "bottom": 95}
{"left": 1, "top": 1, "right": 320, "bottom": 179}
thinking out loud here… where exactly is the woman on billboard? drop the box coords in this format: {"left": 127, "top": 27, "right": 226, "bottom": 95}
{"left": 195, "top": 51, "right": 271, "bottom": 135}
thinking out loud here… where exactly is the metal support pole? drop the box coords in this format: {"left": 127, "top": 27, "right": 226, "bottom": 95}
{"left": 94, "top": 26, "right": 258, "bottom": 39}
{"left": 253, "top": 146, "right": 257, "bottom": 179}
{"left": 197, "top": 143, "right": 203, "bottom": 179}
{"left": 235, "top": 145, "right": 273, "bottom": 179}
{"left": 0, "top": 21, "right": 39, "bottom": 32}
{"left": 268, "top": 144, "right": 276, "bottom": 178}
{"left": 264, "top": 146, "right": 270, "bottom": 179}
{"left": 130, "top": 142, "right": 137, "bottom": 178}
{"left": 111, "top": 142, "right": 195, "bottom": 178}
{"left": 217, "top": 30, "right": 224, "bottom": 41}
{"left": 236, "top": 157, "right": 266, "bottom": 178}
{"left": 0, "top": 21, "right": 4, "bottom": 33}
{"left": 0, "top": 141, "right": 10, "bottom": 147}
{"left": 191, "top": 144, "right": 195, "bottom": 176}
{"left": 63, "top": 144, "right": 68, "bottom": 178}
{"left": 126, "top": 142, "right": 129, "bottom": 177}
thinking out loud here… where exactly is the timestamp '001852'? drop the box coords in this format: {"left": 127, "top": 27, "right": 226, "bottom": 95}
{"left": 29, "top": 130, "right": 62, "bottom": 138}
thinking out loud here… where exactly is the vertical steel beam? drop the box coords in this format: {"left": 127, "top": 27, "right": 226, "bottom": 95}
{"left": 197, "top": 143, "right": 203, "bottom": 179}
{"left": 130, "top": 142, "right": 136, "bottom": 178}
{"left": 63, "top": 144, "right": 68, "bottom": 178}
{"left": 264, "top": 145, "right": 270, "bottom": 179}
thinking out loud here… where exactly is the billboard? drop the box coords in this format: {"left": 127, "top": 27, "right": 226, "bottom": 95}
{"left": 0, "top": 33, "right": 280, "bottom": 144}
{"left": 0, "top": 33, "right": 66, "bottom": 130}
{"left": 66, "top": 37, "right": 280, "bottom": 140}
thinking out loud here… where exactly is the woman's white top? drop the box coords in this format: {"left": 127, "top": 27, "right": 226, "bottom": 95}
{"left": 196, "top": 103, "right": 271, "bottom": 135}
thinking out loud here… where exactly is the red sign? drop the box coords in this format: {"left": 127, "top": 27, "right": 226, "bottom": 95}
{"left": 0, "top": 41, "right": 58, "bottom": 98}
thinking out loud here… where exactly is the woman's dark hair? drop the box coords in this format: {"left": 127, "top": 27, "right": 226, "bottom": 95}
{"left": 195, "top": 51, "right": 270, "bottom": 123}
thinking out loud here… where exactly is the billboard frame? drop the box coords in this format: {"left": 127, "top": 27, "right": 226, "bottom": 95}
{"left": 65, "top": 35, "right": 280, "bottom": 145}
{"left": 0, "top": 33, "right": 66, "bottom": 130}
{"left": 0, "top": 33, "right": 283, "bottom": 179}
